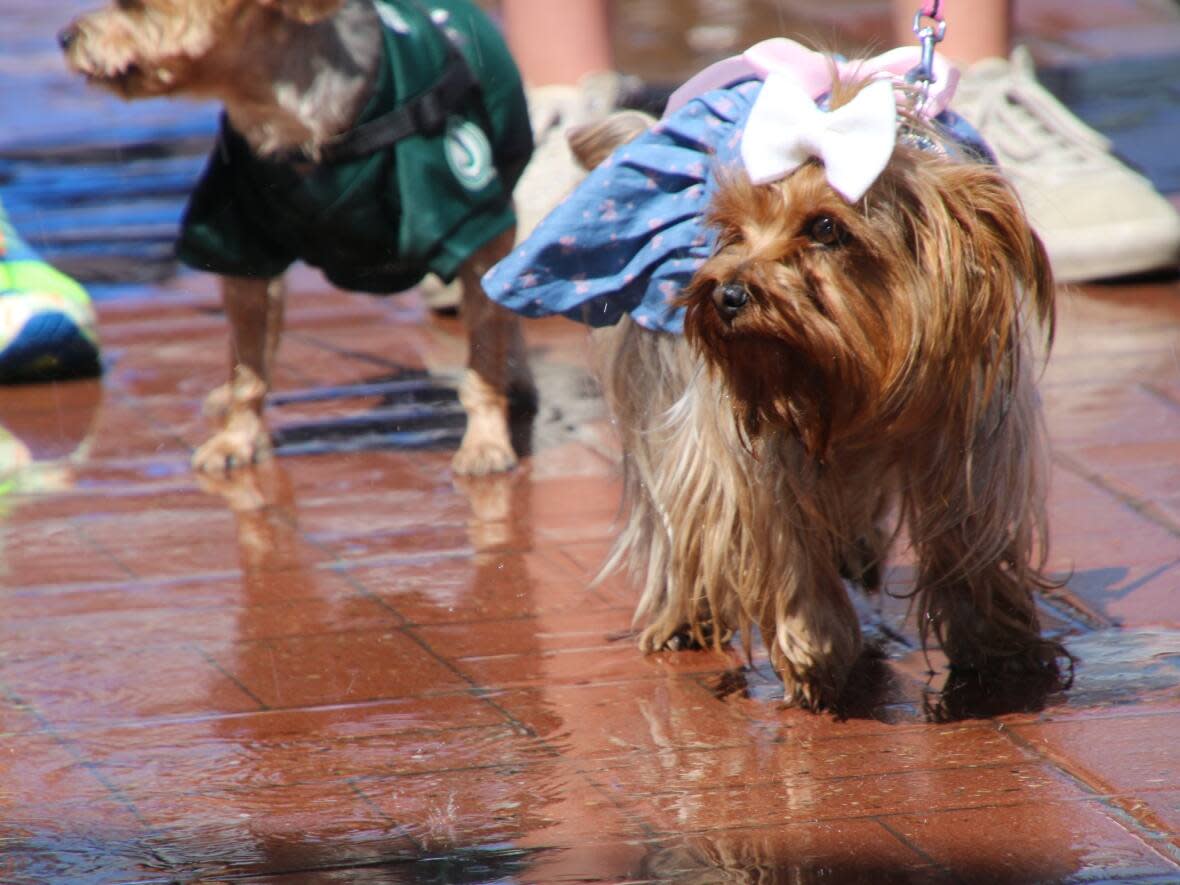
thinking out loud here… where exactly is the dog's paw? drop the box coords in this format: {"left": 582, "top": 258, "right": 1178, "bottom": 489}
{"left": 781, "top": 670, "right": 844, "bottom": 712}
{"left": 660, "top": 631, "right": 704, "bottom": 652}
{"left": 950, "top": 636, "right": 1074, "bottom": 685}
{"left": 772, "top": 645, "right": 856, "bottom": 712}
{"left": 202, "top": 383, "right": 234, "bottom": 419}
{"left": 452, "top": 439, "right": 518, "bottom": 476}
{"left": 192, "top": 427, "right": 273, "bottom": 474}
{"left": 640, "top": 618, "right": 733, "bottom": 653}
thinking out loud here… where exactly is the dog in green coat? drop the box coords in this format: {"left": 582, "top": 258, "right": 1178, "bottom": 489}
{"left": 61, "top": 0, "right": 535, "bottom": 475}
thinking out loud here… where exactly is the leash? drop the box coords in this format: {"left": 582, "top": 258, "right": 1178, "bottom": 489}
{"left": 316, "top": 0, "right": 480, "bottom": 165}
{"left": 905, "top": 0, "right": 947, "bottom": 110}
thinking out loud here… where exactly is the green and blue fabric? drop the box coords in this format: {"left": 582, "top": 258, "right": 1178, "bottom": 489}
{"left": 0, "top": 198, "right": 102, "bottom": 383}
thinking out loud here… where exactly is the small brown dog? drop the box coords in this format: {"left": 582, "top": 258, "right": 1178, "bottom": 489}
{"left": 602, "top": 103, "right": 1064, "bottom": 707}
{"left": 486, "top": 42, "right": 1068, "bottom": 709}
{"left": 60, "top": 0, "right": 534, "bottom": 475}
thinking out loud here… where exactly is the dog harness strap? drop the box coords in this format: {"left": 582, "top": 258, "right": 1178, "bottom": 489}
{"left": 318, "top": 4, "right": 479, "bottom": 164}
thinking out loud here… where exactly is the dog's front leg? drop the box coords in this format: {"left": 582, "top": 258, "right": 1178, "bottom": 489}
{"left": 763, "top": 562, "right": 862, "bottom": 711}
{"left": 192, "top": 275, "right": 285, "bottom": 473}
{"left": 452, "top": 228, "right": 533, "bottom": 475}
{"left": 910, "top": 381, "right": 1067, "bottom": 679}
{"left": 914, "top": 531, "right": 1063, "bottom": 678}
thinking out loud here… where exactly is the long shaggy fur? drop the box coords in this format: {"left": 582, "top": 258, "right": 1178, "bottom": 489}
{"left": 585, "top": 82, "right": 1065, "bottom": 710}
{"left": 59, "top": 0, "right": 373, "bottom": 156}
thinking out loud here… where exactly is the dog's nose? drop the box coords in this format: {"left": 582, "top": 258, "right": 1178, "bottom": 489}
{"left": 58, "top": 24, "right": 80, "bottom": 52}
{"left": 713, "top": 282, "right": 749, "bottom": 320}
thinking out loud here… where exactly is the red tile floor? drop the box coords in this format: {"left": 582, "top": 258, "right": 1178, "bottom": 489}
{"left": 3, "top": 0, "right": 1180, "bottom": 882}
{"left": 1, "top": 262, "right": 1178, "bottom": 882}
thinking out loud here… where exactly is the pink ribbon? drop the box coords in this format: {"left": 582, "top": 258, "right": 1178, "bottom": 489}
{"left": 919, "top": 0, "right": 945, "bottom": 22}
{"left": 664, "top": 37, "right": 960, "bottom": 120}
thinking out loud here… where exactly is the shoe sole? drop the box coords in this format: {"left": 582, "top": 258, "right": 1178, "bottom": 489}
{"left": 0, "top": 310, "right": 102, "bottom": 383}
{"left": 1041, "top": 222, "right": 1180, "bottom": 284}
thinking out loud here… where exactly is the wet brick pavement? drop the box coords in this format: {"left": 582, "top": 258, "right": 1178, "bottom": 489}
{"left": 1, "top": 0, "right": 1179, "bottom": 882}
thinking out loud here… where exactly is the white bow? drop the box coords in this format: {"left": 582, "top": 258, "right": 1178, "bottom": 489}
{"left": 740, "top": 72, "right": 898, "bottom": 202}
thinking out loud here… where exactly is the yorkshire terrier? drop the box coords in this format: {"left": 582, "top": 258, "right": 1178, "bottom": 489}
{"left": 483, "top": 40, "right": 1068, "bottom": 709}
{"left": 60, "top": 0, "right": 534, "bottom": 475}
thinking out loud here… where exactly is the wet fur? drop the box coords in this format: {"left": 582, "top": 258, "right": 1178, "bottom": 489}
{"left": 61, "top": 0, "right": 532, "bottom": 475}
{"left": 578, "top": 84, "right": 1066, "bottom": 709}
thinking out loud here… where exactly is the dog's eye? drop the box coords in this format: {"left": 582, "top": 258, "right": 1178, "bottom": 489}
{"left": 807, "top": 215, "right": 845, "bottom": 247}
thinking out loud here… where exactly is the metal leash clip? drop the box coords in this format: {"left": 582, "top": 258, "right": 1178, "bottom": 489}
{"left": 904, "top": 0, "right": 947, "bottom": 112}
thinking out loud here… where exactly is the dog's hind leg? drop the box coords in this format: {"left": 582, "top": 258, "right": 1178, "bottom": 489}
{"left": 839, "top": 522, "right": 888, "bottom": 594}
{"left": 452, "top": 226, "right": 532, "bottom": 475}
{"left": 193, "top": 275, "right": 285, "bottom": 473}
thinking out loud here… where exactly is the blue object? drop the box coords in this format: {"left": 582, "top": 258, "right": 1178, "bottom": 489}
{"left": 0, "top": 196, "right": 103, "bottom": 383}
{"left": 482, "top": 78, "right": 994, "bottom": 335}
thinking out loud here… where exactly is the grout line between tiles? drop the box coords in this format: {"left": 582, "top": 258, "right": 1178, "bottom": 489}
{"left": 0, "top": 681, "right": 180, "bottom": 871}
{"left": 995, "top": 721, "right": 1180, "bottom": 865}
{"left": 873, "top": 815, "right": 962, "bottom": 883}
{"left": 1053, "top": 449, "right": 1180, "bottom": 537}
{"left": 191, "top": 643, "right": 270, "bottom": 711}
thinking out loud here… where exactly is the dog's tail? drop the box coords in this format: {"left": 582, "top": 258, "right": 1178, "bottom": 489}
{"left": 567, "top": 110, "right": 655, "bottom": 171}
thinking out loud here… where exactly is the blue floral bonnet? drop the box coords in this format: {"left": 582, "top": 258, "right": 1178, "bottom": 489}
{"left": 481, "top": 39, "right": 991, "bottom": 334}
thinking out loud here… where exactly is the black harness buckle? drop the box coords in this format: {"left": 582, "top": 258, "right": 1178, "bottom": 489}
{"left": 412, "top": 89, "right": 449, "bottom": 136}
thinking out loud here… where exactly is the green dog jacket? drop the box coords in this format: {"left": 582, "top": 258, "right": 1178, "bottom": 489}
{"left": 176, "top": 0, "right": 533, "bottom": 293}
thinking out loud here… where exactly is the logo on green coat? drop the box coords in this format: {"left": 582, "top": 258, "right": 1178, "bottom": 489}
{"left": 444, "top": 119, "right": 496, "bottom": 192}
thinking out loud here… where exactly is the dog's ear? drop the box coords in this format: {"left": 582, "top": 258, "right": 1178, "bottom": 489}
{"left": 257, "top": 0, "right": 345, "bottom": 23}
{"left": 939, "top": 162, "right": 1055, "bottom": 342}
{"left": 900, "top": 157, "right": 1056, "bottom": 420}
{"left": 567, "top": 110, "right": 655, "bottom": 171}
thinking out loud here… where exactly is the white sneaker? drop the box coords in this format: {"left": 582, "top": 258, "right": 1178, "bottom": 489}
{"left": 953, "top": 47, "right": 1180, "bottom": 283}
{"left": 514, "top": 71, "right": 624, "bottom": 236}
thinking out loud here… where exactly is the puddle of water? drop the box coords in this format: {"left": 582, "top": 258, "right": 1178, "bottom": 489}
{"left": 636, "top": 834, "right": 934, "bottom": 884}
{"left": 267, "top": 359, "right": 596, "bottom": 459}
{"left": 0, "top": 379, "right": 102, "bottom": 508}
{"left": 2, "top": 721, "right": 568, "bottom": 880}
{"left": 0, "top": 836, "right": 168, "bottom": 885}
{"left": 721, "top": 622, "right": 1180, "bottom": 723}
{"left": 268, "top": 370, "right": 464, "bottom": 457}
{"left": 912, "top": 626, "right": 1180, "bottom": 721}
{"left": 1050, "top": 627, "right": 1180, "bottom": 709}
{"left": 2, "top": 625, "right": 1174, "bottom": 880}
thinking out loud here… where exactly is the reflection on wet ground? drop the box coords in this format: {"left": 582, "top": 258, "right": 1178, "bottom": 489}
{"left": 1, "top": 284, "right": 1177, "bottom": 881}
{"left": 2, "top": 0, "right": 1180, "bottom": 882}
